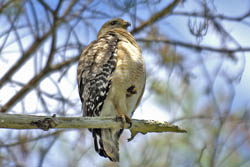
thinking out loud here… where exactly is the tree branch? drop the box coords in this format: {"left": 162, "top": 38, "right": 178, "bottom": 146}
{"left": 0, "top": 0, "right": 79, "bottom": 89}
{"left": 131, "top": 0, "right": 181, "bottom": 35}
{"left": 172, "top": 10, "right": 250, "bottom": 22}
{"left": 0, "top": 113, "right": 186, "bottom": 141}
{"left": 0, "top": 56, "right": 79, "bottom": 113}
{"left": 137, "top": 38, "right": 250, "bottom": 53}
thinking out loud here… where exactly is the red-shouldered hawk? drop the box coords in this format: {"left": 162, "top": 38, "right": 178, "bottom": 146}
{"left": 77, "top": 18, "right": 146, "bottom": 162}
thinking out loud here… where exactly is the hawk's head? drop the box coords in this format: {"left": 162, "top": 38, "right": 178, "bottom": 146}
{"left": 98, "top": 18, "right": 131, "bottom": 38}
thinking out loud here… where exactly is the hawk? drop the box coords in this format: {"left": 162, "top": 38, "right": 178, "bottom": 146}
{"left": 77, "top": 18, "right": 146, "bottom": 162}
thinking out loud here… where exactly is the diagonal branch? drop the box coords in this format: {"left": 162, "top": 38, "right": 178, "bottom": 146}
{"left": 0, "top": 0, "right": 78, "bottom": 89}
{"left": 131, "top": 0, "right": 181, "bottom": 35}
{"left": 0, "top": 56, "right": 79, "bottom": 113}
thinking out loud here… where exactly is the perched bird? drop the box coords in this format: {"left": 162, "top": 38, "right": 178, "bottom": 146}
{"left": 77, "top": 18, "right": 146, "bottom": 162}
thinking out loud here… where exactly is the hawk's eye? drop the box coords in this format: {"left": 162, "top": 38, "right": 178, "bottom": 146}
{"left": 110, "top": 21, "right": 117, "bottom": 25}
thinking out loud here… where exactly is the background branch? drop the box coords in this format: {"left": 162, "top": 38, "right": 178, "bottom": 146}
{"left": 137, "top": 38, "right": 250, "bottom": 53}
{"left": 131, "top": 0, "right": 181, "bottom": 34}
{"left": 0, "top": 56, "right": 79, "bottom": 113}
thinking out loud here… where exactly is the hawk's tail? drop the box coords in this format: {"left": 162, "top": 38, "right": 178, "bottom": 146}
{"left": 92, "top": 128, "right": 123, "bottom": 162}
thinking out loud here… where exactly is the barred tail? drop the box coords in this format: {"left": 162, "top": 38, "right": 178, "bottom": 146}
{"left": 92, "top": 128, "right": 123, "bottom": 162}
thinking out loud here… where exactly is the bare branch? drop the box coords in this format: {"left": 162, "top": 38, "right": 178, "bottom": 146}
{"left": 172, "top": 10, "right": 250, "bottom": 22}
{"left": 0, "top": 0, "right": 79, "bottom": 89}
{"left": 0, "top": 113, "right": 187, "bottom": 137}
{"left": 0, "top": 56, "right": 79, "bottom": 113}
{"left": 0, "top": 29, "right": 51, "bottom": 89}
{"left": 131, "top": 0, "right": 181, "bottom": 34}
{"left": 0, "top": 0, "right": 17, "bottom": 13}
{"left": 137, "top": 38, "right": 250, "bottom": 53}
{"left": 0, "top": 131, "right": 62, "bottom": 148}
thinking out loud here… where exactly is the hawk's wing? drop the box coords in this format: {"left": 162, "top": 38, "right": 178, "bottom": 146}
{"left": 77, "top": 32, "right": 119, "bottom": 117}
{"left": 77, "top": 32, "right": 121, "bottom": 161}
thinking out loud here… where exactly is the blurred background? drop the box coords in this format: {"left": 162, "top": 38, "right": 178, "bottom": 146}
{"left": 0, "top": 0, "right": 250, "bottom": 166}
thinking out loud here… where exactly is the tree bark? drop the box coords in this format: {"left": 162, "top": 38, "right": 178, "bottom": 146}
{"left": 0, "top": 113, "right": 186, "bottom": 140}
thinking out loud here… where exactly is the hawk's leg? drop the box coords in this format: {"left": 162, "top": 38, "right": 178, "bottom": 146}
{"left": 116, "top": 103, "right": 132, "bottom": 128}
{"left": 116, "top": 113, "right": 132, "bottom": 128}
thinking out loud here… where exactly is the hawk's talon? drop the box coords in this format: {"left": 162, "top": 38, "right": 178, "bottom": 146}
{"left": 116, "top": 114, "right": 132, "bottom": 129}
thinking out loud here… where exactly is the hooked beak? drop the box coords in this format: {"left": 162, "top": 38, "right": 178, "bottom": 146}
{"left": 123, "top": 21, "right": 131, "bottom": 28}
